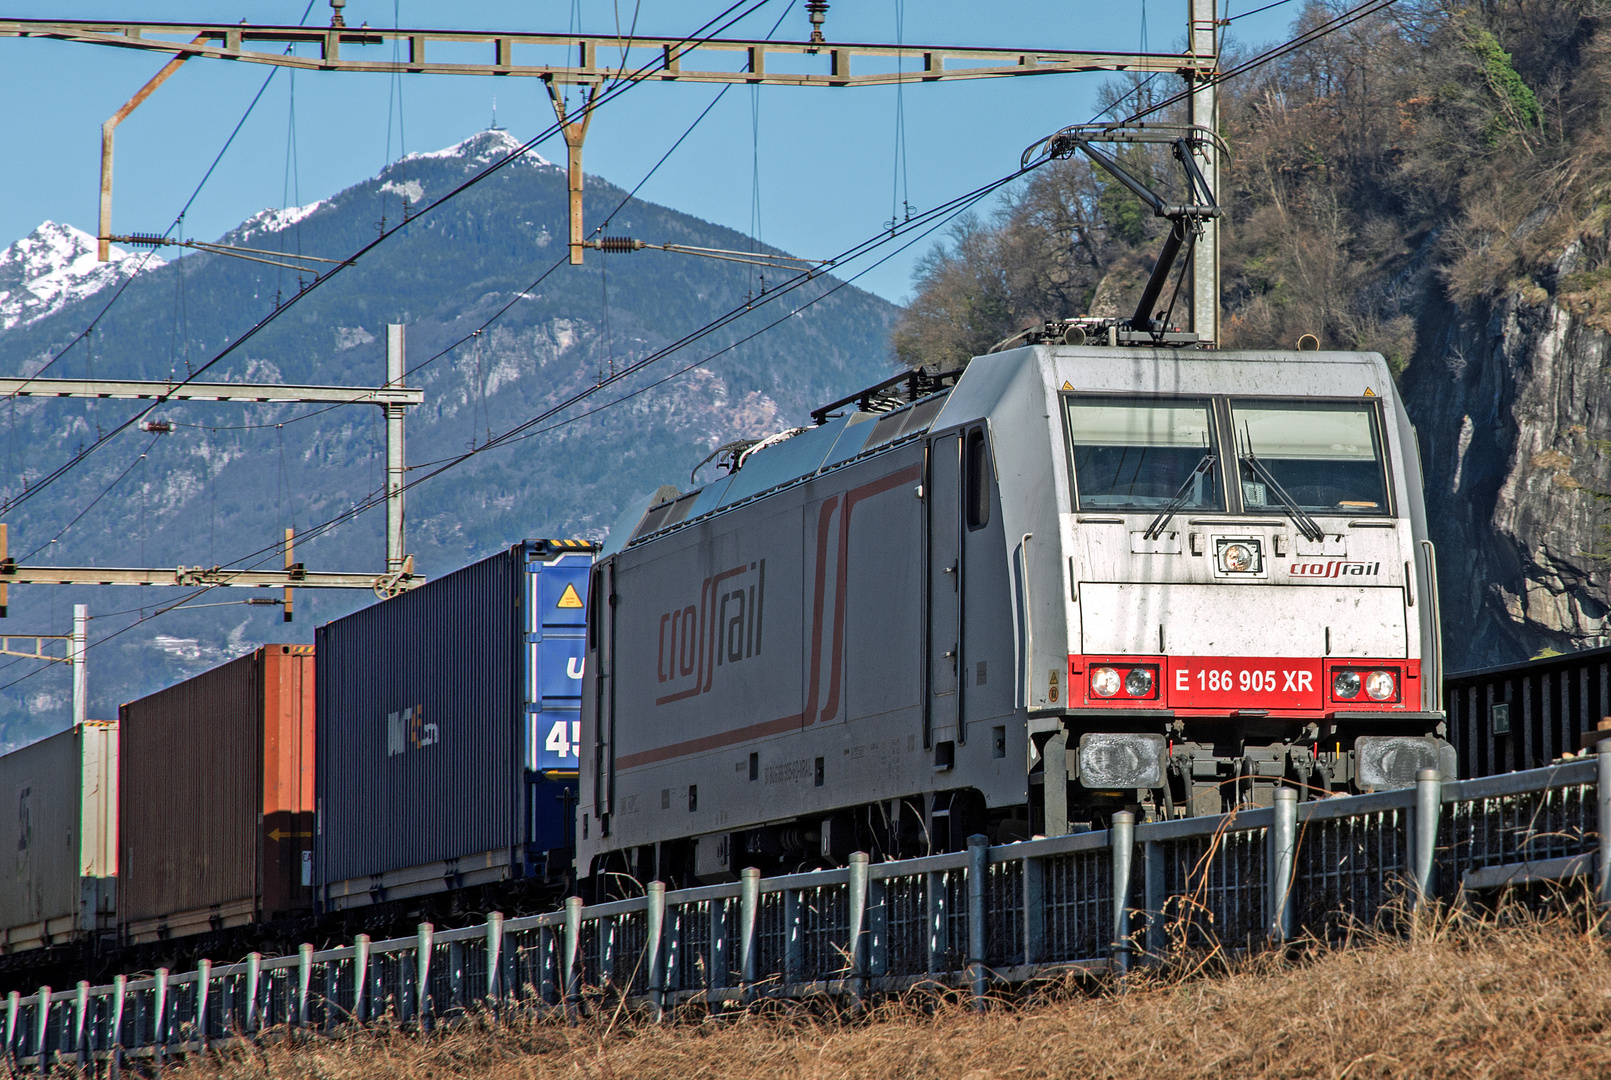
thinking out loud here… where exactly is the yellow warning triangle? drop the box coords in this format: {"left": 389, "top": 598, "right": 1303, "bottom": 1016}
{"left": 557, "top": 583, "right": 584, "bottom": 609}
{"left": 1061, "top": 380, "right": 1074, "bottom": 391}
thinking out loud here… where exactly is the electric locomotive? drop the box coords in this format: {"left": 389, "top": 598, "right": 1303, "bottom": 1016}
{"left": 578, "top": 343, "right": 1446, "bottom": 883}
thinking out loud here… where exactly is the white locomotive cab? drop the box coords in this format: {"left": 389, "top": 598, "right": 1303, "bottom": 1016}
{"left": 970, "top": 345, "right": 1447, "bottom": 826}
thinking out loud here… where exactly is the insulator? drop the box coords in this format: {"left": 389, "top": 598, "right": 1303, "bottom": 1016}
{"left": 245, "top": 597, "right": 283, "bottom": 606}
{"left": 806, "top": 0, "right": 829, "bottom": 43}
{"left": 126, "top": 233, "right": 167, "bottom": 246}
{"left": 596, "top": 236, "right": 643, "bottom": 254}
{"left": 139, "top": 420, "right": 173, "bottom": 434}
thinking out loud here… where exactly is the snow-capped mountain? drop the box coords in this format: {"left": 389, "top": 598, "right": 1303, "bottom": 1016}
{"left": 0, "top": 221, "right": 163, "bottom": 333}
{"left": 3, "top": 133, "right": 547, "bottom": 330}
{"left": 0, "top": 126, "right": 894, "bottom": 746}
{"left": 404, "top": 127, "right": 552, "bottom": 169}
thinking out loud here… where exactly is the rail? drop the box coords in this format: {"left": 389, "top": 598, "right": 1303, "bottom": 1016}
{"left": 6, "top": 753, "right": 1608, "bottom": 1068}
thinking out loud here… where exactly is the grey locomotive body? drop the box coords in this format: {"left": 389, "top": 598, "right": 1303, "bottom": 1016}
{"left": 579, "top": 345, "right": 1444, "bottom": 882}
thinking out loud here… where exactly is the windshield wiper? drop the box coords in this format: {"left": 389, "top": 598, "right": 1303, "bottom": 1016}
{"left": 1144, "top": 452, "right": 1216, "bottom": 541}
{"left": 1240, "top": 451, "right": 1325, "bottom": 542}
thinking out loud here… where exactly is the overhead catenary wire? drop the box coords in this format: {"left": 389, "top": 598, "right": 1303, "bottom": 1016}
{"left": 19, "top": 433, "right": 163, "bottom": 563}
{"left": 1229, "top": 0, "right": 1303, "bottom": 23}
{"left": 167, "top": 0, "right": 1402, "bottom": 575}
{"left": 379, "top": 0, "right": 799, "bottom": 394}
{"left": 0, "top": 156, "right": 1017, "bottom": 694}
{"left": 0, "top": 0, "right": 1398, "bottom": 693}
{"left": 0, "top": 0, "right": 793, "bottom": 674}
{"left": 1108, "top": 0, "right": 1399, "bottom": 129}
{"left": 0, "top": 0, "right": 777, "bottom": 521}
{"left": 204, "top": 162, "right": 1034, "bottom": 569}
{"left": 10, "top": 0, "right": 322, "bottom": 398}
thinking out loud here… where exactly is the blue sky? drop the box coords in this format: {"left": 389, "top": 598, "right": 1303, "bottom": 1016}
{"left": 0, "top": 1, "right": 1302, "bottom": 303}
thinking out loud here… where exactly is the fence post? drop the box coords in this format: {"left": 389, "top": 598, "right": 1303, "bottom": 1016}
{"left": 34, "top": 986, "right": 50, "bottom": 1068}
{"left": 107, "top": 979, "right": 122, "bottom": 1074}
{"left": 738, "top": 867, "right": 760, "bottom": 1004}
{"left": 5, "top": 989, "right": 17, "bottom": 1070}
{"left": 196, "top": 960, "right": 211, "bottom": 1050}
{"left": 485, "top": 913, "right": 505, "bottom": 1004}
{"left": 1269, "top": 788, "right": 1298, "bottom": 944}
{"left": 847, "top": 852, "right": 870, "bottom": 1009}
{"left": 297, "top": 944, "right": 314, "bottom": 1029}
{"left": 245, "top": 953, "right": 262, "bottom": 1032}
{"left": 415, "top": 923, "right": 434, "bottom": 1030}
{"left": 1412, "top": 767, "right": 1442, "bottom": 908}
{"left": 966, "top": 834, "right": 989, "bottom": 1011}
{"left": 562, "top": 897, "right": 583, "bottom": 1022}
{"left": 74, "top": 982, "right": 89, "bottom": 1067}
{"left": 1598, "top": 741, "right": 1611, "bottom": 919}
{"left": 645, "top": 882, "right": 667, "bottom": 1021}
{"left": 352, "top": 935, "right": 370, "bottom": 1022}
{"left": 1110, "top": 812, "right": 1135, "bottom": 980}
{"left": 152, "top": 970, "right": 167, "bottom": 1066}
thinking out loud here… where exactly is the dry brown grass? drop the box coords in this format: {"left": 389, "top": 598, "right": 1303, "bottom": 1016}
{"left": 166, "top": 910, "right": 1611, "bottom": 1080}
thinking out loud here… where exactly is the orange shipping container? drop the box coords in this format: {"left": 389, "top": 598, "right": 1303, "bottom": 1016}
{"left": 118, "top": 644, "right": 314, "bottom": 943}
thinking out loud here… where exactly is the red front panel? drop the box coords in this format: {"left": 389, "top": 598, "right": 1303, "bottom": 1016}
{"left": 1071, "top": 655, "right": 1420, "bottom": 713}
{"left": 1168, "top": 657, "right": 1320, "bottom": 710}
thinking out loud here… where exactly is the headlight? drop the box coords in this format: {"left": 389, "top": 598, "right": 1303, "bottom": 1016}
{"left": 1221, "top": 543, "right": 1254, "bottom": 572}
{"left": 1078, "top": 732, "right": 1166, "bottom": 789}
{"left": 1333, "top": 670, "right": 1361, "bottom": 699}
{"left": 1215, "top": 537, "right": 1262, "bottom": 574}
{"left": 1356, "top": 736, "right": 1440, "bottom": 790}
{"left": 1365, "top": 669, "right": 1396, "bottom": 701}
{"left": 1124, "top": 667, "right": 1155, "bottom": 697}
{"left": 1091, "top": 667, "right": 1121, "bottom": 697}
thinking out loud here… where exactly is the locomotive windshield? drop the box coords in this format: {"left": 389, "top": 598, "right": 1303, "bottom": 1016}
{"left": 1065, "top": 396, "right": 1224, "bottom": 511}
{"left": 1230, "top": 400, "right": 1390, "bottom": 516}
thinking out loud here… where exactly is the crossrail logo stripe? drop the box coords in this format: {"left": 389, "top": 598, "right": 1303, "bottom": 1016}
{"left": 618, "top": 466, "right": 917, "bottom": 771}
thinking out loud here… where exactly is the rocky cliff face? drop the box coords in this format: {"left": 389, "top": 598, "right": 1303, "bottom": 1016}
{"left": 1402, "top": 234, "right": 1611, "bottom": 670}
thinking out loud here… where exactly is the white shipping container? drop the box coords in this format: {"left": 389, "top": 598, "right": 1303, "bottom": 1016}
{"left": 0, "top": 722, "right": 117, "bottom": 950}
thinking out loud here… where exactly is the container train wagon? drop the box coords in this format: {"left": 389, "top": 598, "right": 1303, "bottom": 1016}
{"left": 118, "top": 644, "right": 316, "bottom": 944}
{"left": 578, "top": 345, "right": 1451, "bottom": 885}
{"left": 0, "top": 540, "right": 592, "bottom": 988}
{"left": 0, "top": 722, "right": 116, "bottom": 953}
{"left": 315, "top": 538, "right": 592, "bottom": 913}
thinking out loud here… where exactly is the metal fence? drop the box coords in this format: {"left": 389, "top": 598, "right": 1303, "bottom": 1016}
{"left": 8, "top": 754, "right": 1610, "bottom": 1070}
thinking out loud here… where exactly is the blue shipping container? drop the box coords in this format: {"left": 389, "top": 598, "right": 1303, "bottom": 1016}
{"left": 315, "top": 539, "right": 594, "bottom": 910}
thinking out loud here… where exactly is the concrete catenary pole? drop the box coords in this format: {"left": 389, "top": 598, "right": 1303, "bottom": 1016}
{"left": 1188, "top": 0, "right": 1220, "bottom": 346}
{"left": 385, "top": 325, "right": 408, "bottom": 573}
{"left": 71, "top": 604, "right": 88, "bottom": 728}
